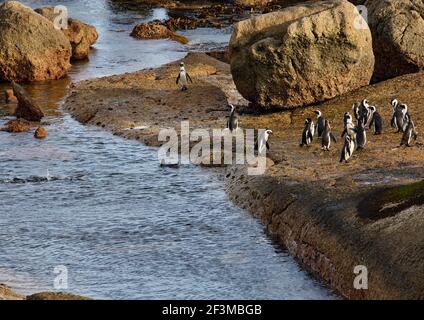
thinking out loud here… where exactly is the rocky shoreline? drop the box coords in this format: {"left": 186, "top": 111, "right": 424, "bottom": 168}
{"left": 62, "top": 52, "right": 424, "bottom": 299}
{"left": 2, "top": 0, "right": 424, "bottom": 300}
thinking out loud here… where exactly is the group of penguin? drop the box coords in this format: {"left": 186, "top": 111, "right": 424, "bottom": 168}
{"left": 225, "top": 98, "right": 418, "bottom": 163}
{"left": 178, "top": 64, "right": 418, "bottom": 162}
{"left": 299, "top": 98, "right": 418, "bottom": 163}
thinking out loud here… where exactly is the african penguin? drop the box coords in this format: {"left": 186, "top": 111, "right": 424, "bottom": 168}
{"left": 390, "top": 99, "right": 400, "bottom": 130}
{"left": 340, "top": 135, "right": 355, "bottom": 163}
{"left": 400, "top": 119, "right": 418, "bottom": 147}
{"left": 300, "top": 118, "right": 315, "bottom": 147}
{"left": 321, "top": 119, "right": 337, "bottom": 151}
{"left": 176, "top": 62, "right": 193, "bottom": 91}
{"left": 255, "top": 129, "right": 273, "bottom": 155}
{"left": 359, "top": 99, "right": 372, "bottom": 127}
{"left": 314, "top": 110, "right": 325, "bottom": 138}
{"left": 227, "top": 104, "right": 239, "bottom": 132}
{"left": 368, "top": 106, "right": 383, "bottom": 135}
{"left": 393, "top": 103, "right": 409, "bottom": 133}
{"left": 355, "top": 120, "right": 367, "bottom": 150}
{"left": 352, "top": 103, "right": 360, "bottom": 121}
{"left": 341, "top": 112, "right": 356, "bottom": 139}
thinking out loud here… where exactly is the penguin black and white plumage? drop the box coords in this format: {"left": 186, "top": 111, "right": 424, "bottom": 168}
{"left": 359, "top": 99, "right": 372, "bottom": 126}
{"left": 393, "top": 103, "right": 409, "bottom": 133}
{"left": 321, "top": 119, "right": 337, "bottom": 151}
{"left": 255, "top": 129, "right": 273, "bottom": 155}
{"left": 352, "top": 103, "right": 360, "bottom": 121}
{"left": 390, "top": 99, "right": 400, "bottom": 130}
{"left": 340, "top": 135, "right": 355, "bottom": 163}
{"left": 314, "top": 110, "right": 325, "bottom": 137}
{"left": 227, "top": 104, "right": 239, "bottom": 132}
{"left": 368, "top": 106, "right": 383, "bottom": 135}
{"left": 355, "top": 120, "right": 367, "bottom": 150}
{"left": 300, "top": 118, "right": 315, "bottom": 147}
{"left": 176, "top": 62, "right": 193, "bottom": 91}
{"left": 400, "top": 119, "right": 418, "bottom": 147}
{"left": 341, "top": 112, "right": 356, "bottom": 139}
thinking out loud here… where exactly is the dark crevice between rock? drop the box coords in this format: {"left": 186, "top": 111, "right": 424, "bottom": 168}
{"left": 357, "top": 180, "right": 424, "bottom": 221}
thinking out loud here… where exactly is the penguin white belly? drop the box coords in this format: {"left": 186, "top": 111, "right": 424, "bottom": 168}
{"left": 179, "top": 72, "right": 188, "bottom": 86}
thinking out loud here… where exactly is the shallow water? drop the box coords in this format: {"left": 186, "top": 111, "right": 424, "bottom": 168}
{"left": 0, "top": 0, "right": 335, "bottom": 299}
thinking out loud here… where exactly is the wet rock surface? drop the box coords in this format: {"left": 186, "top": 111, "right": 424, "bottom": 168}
{"left": 130, "top": 22, "right": 189, "bottom": 44}
{"left": 12, "top": 82, "right": 44, "bottom": 122}
{"left": 0, "top": 119, "right": 32, "bottom": 133}
{"left": 26, "top": 292, "right": 91, "bottom": 300}
{"left": 34, "top": 127, "right": 48, "bottom": 139}
{"left": 0, "top": 1, "right": 72, "bottom": 82}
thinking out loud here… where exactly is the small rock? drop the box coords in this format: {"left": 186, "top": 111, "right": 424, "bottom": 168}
{"left": 130, "top": 22, "right": 188, "bottom": 44}
{"left": 12, "top": 82, "right": 44, "bottom": 122}
{"left": 4, "top": 89, "right": 18, "bottom": 103}
{"left": 34, "top": 127, "right": 48, "bottom": 139}
{"left": 1, "top": 119, "right": 32, "bottom": 133}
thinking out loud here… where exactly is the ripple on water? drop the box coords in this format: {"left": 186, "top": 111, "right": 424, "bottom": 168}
{"left": 0, "top": 0, "right": 336, "bottom": 300}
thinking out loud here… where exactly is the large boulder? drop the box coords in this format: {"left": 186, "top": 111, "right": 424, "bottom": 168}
{"left": 229, "top": 0, "right": 374, "bottom": 109}
{"left": 0, "top": 1, "right": 72, "bottom": 82}
{"left": 365, "top": 0, "right": 424, "bottom": 82}
{"left": 35, "top": 7, "right": 99, "bottom": 60}
{"left": 12, "top": 82, "right": 44, "bottom": 122}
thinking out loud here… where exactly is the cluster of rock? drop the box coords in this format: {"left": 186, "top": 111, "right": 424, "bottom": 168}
{"left": 130, "top": 3, "right": 248, "bottom": 43}
{"left": 229, "top": 0, "right": 424, "bottom": 109}
{"left": 1, "top": 82, "right": 47, "bottom": 139}
{"left": 0, "top": 1, "right": 98, "bottom": 82}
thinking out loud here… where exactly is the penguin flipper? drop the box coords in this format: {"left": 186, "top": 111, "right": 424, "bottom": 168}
{"left": 341, "top": 129, "right": 346, "bottom": 138}
{"left": 330, "top": 132, "right": 337, "bottom": 143}
{"left": 186, "top": 73, "right": 193, "bottom": 84}
{"left": 308, "top": 131, "right": 313, "bottom": 142}
{"left": 176, "top": 74, "right": 180, "bottom": 85}
{"left": 266, "top": 142, "right": 270, "bottom": 150}
{"left": 369, "top": 116, "right": 374, "bottom": 129}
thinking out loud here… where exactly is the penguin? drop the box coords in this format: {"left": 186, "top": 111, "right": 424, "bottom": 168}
{"left": 321, "top": 119, "right": 337, "bottom": 151}
{"left": 300, "top": 118, "right": 315, "bottom": 147}
{"left": 341, "top": 112, "right": 356, "bottom": 139}
{"left": 390, "top": 99, "right": 400, "bottom": 130}
{"left": 393, "top": 103, "right": 409, "bottom": 132}
{"left": 400, "top": 119, "right": 418, "bottom": 147}
{"left": 176, "top": 62, "right": 193, "bottom": 91}
{"left": 255, "top": 129, "right": 273, "bottom": 155}
{"left": 368, "top": 106, "right": 383, "bottom": 135}
{"left": 359, "top": 99, "right": 372, "bottom": 126}
{"left": 352, "top": 102, "right": 360, "bottom": 121}
{"left": 355, "top": 119, "right": 367, "bottom": 150}
{"left": 340, "top": 135, "right": 355, "bottom": 163}
{"left": 227, "top": 104, "right": 239, "bottom": 132}
{"left": 314, "top": 110, "right": 325, "bottom": 138}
